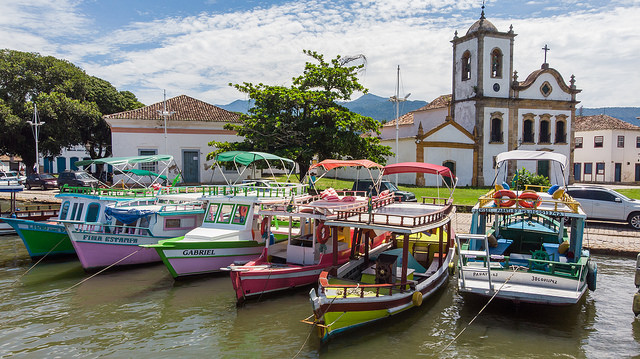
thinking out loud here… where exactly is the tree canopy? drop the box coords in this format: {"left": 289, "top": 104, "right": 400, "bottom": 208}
{"left": 209, "top": 50, "right": 392, "bottom": 178}
{"left": 0, "top": 49, "right": 144, "bottom": 171}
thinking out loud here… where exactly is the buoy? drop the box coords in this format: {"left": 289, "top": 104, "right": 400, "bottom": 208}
{"left": 518, "top": 191, "right": 541, "bottom": 208}
{"left": 412, "top": 291, "right": 423, "bottom": 307}
{"left": 316, "top": 221, "right": 330, "bottom": 244}
{"left": 587, "top": 261, "right": 597, "bottom": 291}
{"left": 448, "top": 261, "right": 455, "bottom": 276}
{"left": 493, "top": 190, "right": 517, "bottom": 207}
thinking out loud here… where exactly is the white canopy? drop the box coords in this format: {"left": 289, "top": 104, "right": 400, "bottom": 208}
{"left": 495, "top": 150, "right": 567, "bottom": 171}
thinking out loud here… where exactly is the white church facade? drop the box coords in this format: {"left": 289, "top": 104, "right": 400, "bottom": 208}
{"left": 381, "top": 11, "right": 581, "bottom": 186}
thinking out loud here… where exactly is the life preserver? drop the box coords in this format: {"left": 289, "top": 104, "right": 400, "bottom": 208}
{"left": 412, "top": 291, "right": 423, "bottom": 307}
{"left": 239, "top": 206, "right": 248, "bottom": 217}
{"left": 518, "top": 191, "right": 541, "bottom": 208}
{"left": 493, "top": 190, "right": 517, "bottom": 207}
{"left": 260, "top": 218, "right": 269, "bottom": 236}
{"left": 316, "top": 221, "right": 330, "bottom": 244}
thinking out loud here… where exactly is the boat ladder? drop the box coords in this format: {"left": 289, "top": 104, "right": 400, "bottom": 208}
{"left": 455, "top": 234, "right": 494, "bottom": 293}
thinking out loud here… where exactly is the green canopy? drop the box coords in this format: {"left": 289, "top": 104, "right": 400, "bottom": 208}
{"left": 74, "top": 155, "right": 173, "bottom": 167}
{"left": 214, "top": 151, "right": 294, "bottom": 167}
{"left": 121, "top": 169, "right": 168, "bottom": 180}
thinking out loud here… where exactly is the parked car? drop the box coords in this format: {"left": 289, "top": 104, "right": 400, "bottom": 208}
{"left": 351, "top": 179, "right": 416, "bottom": 202}
{"left": 57, "top": 171, "right": 99, "bottom": 188}
{"left": 566, "top": 185, "right": 640, "bottom": 229}
{"left": 26, "top": 173, "right": 58, "bottom": 190}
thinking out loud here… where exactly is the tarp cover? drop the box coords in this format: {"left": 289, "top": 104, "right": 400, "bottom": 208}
{"left": 383, "top": 162, "right": 453, "bottom": 178}
{"left": 74, "top": 155, "right": 173, "bottom": 167}
{"left": 309, "top": 159, "right": 383, "bottom": 171}
{"left": 495, "top": 150, "right": 567, "bottom": 170}
{"left": 121, "top": 169, "right": 168, "bottom": 180}
{"left": 105, "top": 207, "right": 156, "bottom": 225}
{"left": 214, "top": 151, "right": 294, "bottom": 167}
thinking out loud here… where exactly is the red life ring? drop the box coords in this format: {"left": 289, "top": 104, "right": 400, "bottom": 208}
{"left": 239, "top": 206, "right": 248, "bottom": 217}
{"left": 260, "top": 218, "right": 269, "bottom": 236}
{"left": 316, "top": 221, "right": 330, "bottom": 244}
{"left": 493, "top": 189, "right": 517, "bottom": 207}
{"left": 518, "top": 191, "right": 541, "bottom": 208}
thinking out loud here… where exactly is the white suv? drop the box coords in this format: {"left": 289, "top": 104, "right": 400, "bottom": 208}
{"left": 566, "top": 185, "right": 640, "bottom": 229}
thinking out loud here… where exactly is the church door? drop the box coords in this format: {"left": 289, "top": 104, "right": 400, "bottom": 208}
{"left": 442, "top": 161, "right": 455, "bottom": 186}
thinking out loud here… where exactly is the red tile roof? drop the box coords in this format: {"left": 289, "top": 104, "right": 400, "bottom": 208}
{"left": 385, "top": 94, "right": 451, "bottom": 127}
{"left": 575, "top": 115, "right": 640, "bottom": 131}
{"left": 104, "top": 95, "right": 241, "bottom": 123}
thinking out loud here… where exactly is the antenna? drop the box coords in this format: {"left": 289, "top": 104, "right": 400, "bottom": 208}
{"left": 157, "top": 89, "right": 176, "bottom": 154}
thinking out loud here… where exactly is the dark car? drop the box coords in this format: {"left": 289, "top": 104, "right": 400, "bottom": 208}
{"left": 26, "top": 173, "right": 58, "bottom": 190}
{"left": 57, "top": 171, "right": 99, "bottom": 189}
{"left": 566, "top": 185, "right": 640, "bottom": 229}
{"left": 351, "top": 179, "right": 416, "bottom": 202}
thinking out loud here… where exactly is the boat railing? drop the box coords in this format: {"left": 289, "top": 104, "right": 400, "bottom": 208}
{"left": 0, "top": 203, "right": 60, "bottom": 214}
{"left": 200, "top": 183, "right": 308, "bottom": 198}
{"left": 318, "top": 271, "right": 416, "bottom": 298}
{"left": 75, "top": 222, "right": 153, "bottom": 236}
{"left": 257, "top": 192, "right": 391, "bottom": 217}
{"left": 157, "top": 203, "right": 205, "bottom": 213}
{"left": 333, "top": 199, "right": 453, "bottom": 228}
{"left": 420, "top": 196, "right": 452, "bottom": 206}
{"left": 478, "top": 188, "right": 581, "bottom": 213}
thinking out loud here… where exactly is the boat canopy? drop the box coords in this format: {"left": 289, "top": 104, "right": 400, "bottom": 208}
{"left": 211, "top": 151, "right": 296, "bottom": 185}
{"left": 74, "top": 155, "right": 173, "bottom": 167}
{"left": 383, "top": 162, "right": 453, "bottom": 178}
{"left": 74, "top": 155, "right": 176, "bottom": 188}
{"left": 121, "top": 169, "right": 168, "bottom": 181}
{"left": 310, "top": 159, "right": 383, "bottom": 172}
{"left": 104, "top": 207, "right": 156, "bottom": 225}
{"left": 495, "top": 150, "right": 567, "bottom": 171}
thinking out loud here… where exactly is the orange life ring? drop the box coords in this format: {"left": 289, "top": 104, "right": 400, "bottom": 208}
{"left": 316, "top": 221, "right": 330, "bottom": 244}
{"left": 518, "top": 191, "right": 541, "bottom": 208}
{"left": 239, "top": 206, "right": 248, "bottom": 217}
{"left": 493, "top": 189, "right": 517, "bottom": 207}
{"left": 260, "top": 218, "right": 269, "bottom": 236}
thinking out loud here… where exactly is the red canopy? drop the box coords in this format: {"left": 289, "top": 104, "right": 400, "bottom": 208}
{"left": 383, "top": 162, "right": 453, "bottom": 178}
{"left": 309, "top": 159, "right": 383, "bottom": 172}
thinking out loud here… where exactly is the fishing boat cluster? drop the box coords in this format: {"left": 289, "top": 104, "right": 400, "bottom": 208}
{"left": 2, "top": 150, "right": 599, "bottom": 342}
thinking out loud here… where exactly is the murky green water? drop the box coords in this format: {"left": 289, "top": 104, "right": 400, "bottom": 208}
{"left": 1, "top": 234, "right": 639, "bottom": 358}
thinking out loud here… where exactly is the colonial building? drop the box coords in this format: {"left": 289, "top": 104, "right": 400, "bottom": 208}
{"left": 381, "top": 10, "right": 581, "bottom": 186}
{"left": 574, "top": 115, "right": 640, "bottom": 183}
{"left": 104, "top": 95, "right": 242, "bottom": 184}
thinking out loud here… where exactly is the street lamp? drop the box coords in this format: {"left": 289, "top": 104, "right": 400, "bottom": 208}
{"left": 389, "top": 65, "right": 410, "bottom": 185}
{"left": 157, "top": 89, "right": 175, "bottom": 154}
{"left": 26, "top": 102, "right": 44, "bottom": 173}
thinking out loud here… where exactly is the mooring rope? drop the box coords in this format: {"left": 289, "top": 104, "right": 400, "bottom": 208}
{"left": 293, "top": 289, "right": 341, "bottom": 359}
{"left": 440, "top": 266, "right": 521, "bottom": 353}
{"left": 49, "top": 249, "right": 142, "bottom": 299}
{"left": 256, "top": 266, "right": 273, "bottom": 303}
{"left": 12, "top": 237, "right": 66, "bottom": 286}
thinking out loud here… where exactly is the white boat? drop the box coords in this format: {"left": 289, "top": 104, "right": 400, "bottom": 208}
{"left": 456, "top": 150, "right": 597, "bottom": 305}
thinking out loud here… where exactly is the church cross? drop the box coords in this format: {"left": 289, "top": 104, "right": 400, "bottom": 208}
{"left": 542, "top": 44, "right": 550, "bottom": 63}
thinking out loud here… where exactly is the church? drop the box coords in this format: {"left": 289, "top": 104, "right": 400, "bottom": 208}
{"left": 380, "top": 10, "right": 581, "bottom": 186}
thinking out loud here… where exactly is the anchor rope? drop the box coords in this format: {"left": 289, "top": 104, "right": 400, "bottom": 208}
{"left": 440, "top": 266, "right": 521, "bottom": 353}
{"left": 293, "top": 284, "right": 341, "bottom": 359}
{"left": 50, "top": 249, "right": 142, "bottom": 299}
{"left": 12, "top": 237, "right": 66, "bottom": 286}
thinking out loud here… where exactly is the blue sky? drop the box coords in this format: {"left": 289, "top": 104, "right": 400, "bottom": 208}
{"left": 1, "top": 0, "right": 639, "bottom": 108}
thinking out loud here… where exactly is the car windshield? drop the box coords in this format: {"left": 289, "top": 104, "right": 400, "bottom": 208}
{"left": 383, "top": 181, "right": 399, "bottom": 191}
{"left": 76, "top": 172, "right": 92, "bottom": 179}
{"left": 40, "top": 174, "right": 54, "bottom": 179}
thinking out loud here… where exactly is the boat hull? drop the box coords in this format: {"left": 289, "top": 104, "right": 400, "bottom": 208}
{"left": 1, "top": 218, "right": 75, "bottom": 258}
{"left": 70, "top": 236, "right": 162, "bottom": 270}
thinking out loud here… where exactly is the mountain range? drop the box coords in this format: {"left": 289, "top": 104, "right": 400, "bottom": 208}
{"left": 218, "top": 94, "right": 640, "bottom": 125}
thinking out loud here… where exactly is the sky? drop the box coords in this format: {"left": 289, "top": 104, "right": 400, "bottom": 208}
{"left": 1, "top": 0, "right": 639, "bottom": 108}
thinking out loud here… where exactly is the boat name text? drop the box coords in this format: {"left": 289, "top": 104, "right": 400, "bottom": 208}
{"left": 81, "top": 234, "right": 138, "bottom": 244}
{"left": 531, "top": 275, "right": 557, "bottom": 285}
{"left": 182, "top": 249, "right": 215, "bottom": 256}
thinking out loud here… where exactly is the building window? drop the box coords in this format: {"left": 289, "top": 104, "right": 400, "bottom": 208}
{"left": 540, "top": 81, "right": 553, "bottom": 97}
{"left": 539, "top": 120, "right": 551, "bottom": 143}
{"left": 594, "top": 136, "right": 603, "bottom": 148}
{"left": 596, "top": 162, "right": 605, "bottom": 175}
{"left": 636, "top": 136, "right": 640, "bottom": 148}
{"left": 575, "top": 137, "right": 583, "bottom": 148}
{"left": 490, "top": 48, "right": 503, "bottom": 78}
{"left": 584, "top": 163, "right": 592, "bottom": 175}
{"left": 574, "top": 163, "right": 581, "bottom": 181}
{"left": 523, "top": 119, "right": 534, "bottom": 143}
{"left": 461, "top": 51, "right": 471, "bottom": 81}
{"left": 555, "top": 120, "right": 566, "bottom": 143}
{"left": 617, "top": 135, "right": 625, "bottom": 148}
{"left": 490, "top": 117, "right": 503, "bottom": 143}
{"left": 139, "top": 149, "right": 158, "bottom": 172}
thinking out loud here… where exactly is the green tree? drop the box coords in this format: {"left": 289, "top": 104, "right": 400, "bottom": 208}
{"left": 0, "top": 49, "right": 144, "bottom": 171}
{"left": 209, "top": 50, "right": 392, "bottom": 178}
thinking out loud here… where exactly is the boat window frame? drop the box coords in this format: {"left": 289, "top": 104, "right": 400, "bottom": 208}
{"left": 85, "top": 202, "right": 100, "bottom": 223}
{"left": 216, "top": 204, "right": 235, "bottom": 224}
{"left": 231, "top": 205, "right": 250, "bottom": 225}
{"left": 204, "top": 203, "right": 221, "bottom": 223}
{"left": 59, "top": 201, "right": 70, "bottom": 220}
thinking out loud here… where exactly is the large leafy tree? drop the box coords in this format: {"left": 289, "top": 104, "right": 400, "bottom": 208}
{"left": 0, "top": 49, "right": 144, "bottom": 171}
{"left": 209, "top": 50, "right": 392, "bottom": 178}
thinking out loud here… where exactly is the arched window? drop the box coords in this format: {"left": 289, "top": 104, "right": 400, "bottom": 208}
{"left": 461, "top": 51, "right": 471, "bottom": 81}
{"left": 490, "top": 118, "right": 503, "bottom": 143}
{"left": 523, "top": 119, "right": 534, "bottom": 143}
{"left": 539, "top": 120, "right": 551, "bottom": 143}
{"left": 555, "top": 120, "right": 566, "bottom": 143}
{"left": 491, "top": 48, "right": 503, "bottom": 78}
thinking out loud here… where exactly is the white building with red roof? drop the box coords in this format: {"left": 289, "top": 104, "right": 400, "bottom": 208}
{"left": 104, "top": 94, "right": 242, "bottom": 184}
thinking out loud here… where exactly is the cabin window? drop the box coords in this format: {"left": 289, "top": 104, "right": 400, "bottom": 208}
{"left": 490, "top": 48, "right": 503, "bottom": 78}
{"left": 165, "top": 218, "right": 181, "bottom": 228}
{"left": 85, "top": 203, "right": 100, "bottom": 222}
{"left": 523, "top": 119, "right": 534, "bottom": 143}
{"left": 70, "top": 203, "right": 79, "bottom": 221}
{"left": 617, "top": 135, "right": 625, "bottom": 148}
{"left": 75, "top": 203, "right": 84, "bottom": 221}
{"left": 490, "top": 118, "right": 503, "bottom": 143}
{"left": 232, "top": 205, "right": 250, "bottom": 225}
{"left": 594, "top": 136, "right": 603, "bottom": 148}
{"left": 555, "top": 120, "right": 566, "bottom": 143}
{"left": 217, "top": 204, "right": 235, "bottom": 224}
{"left": 461, "top": 51, "right": 471, "bottom": 81}
{"left": 205, "top": 203, "right": 220, "bottom": 223}
{"left": 539, "top": 120, "right": 551, "bottom": 143}
{"left": 139, "top": 216, "right": 150, "bottom": 228}
{"left": 575, "top": 137, "right": 583, "bottom": 148}
{"left": 60, "top": 201, "right": 70, "bottom": 220}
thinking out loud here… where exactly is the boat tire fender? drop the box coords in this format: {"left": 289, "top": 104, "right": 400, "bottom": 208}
{"left": 587, "top": 260, "right": 597, "bottom": 291}
{"left": 316, "top": 221, "right": 330, "bottom": 244}
{"left": 412, "top": 291, "right": 423, "bottom": 307}
{"left": 633, "top": 292, "right": 640, "bottom": 316}
{"left": 493, "top": 190, "right": 517, "bottom": 207}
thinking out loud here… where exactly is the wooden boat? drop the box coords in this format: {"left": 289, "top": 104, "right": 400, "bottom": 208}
{"left": 145, "top": 151, "right": 306, "bottom": 278}
{"left": 61, "top": 192, "right": 205, "bottom": 270}
{"left": 306, "top": 162, "right": 457, "bottom": 341}
{"left": 226, "top": 159, "right": 391, "bottom": 302}
{"left": 456, "top": 150, "right": 596, "bottom": 305}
